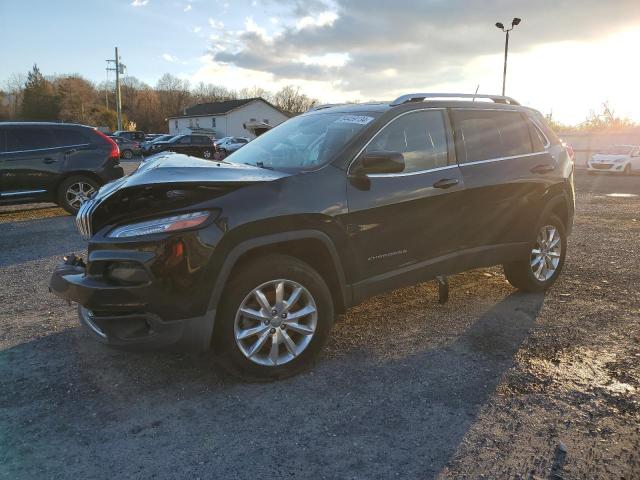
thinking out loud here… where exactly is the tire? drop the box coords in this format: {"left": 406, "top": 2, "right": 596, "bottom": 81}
{"left": 122, "top": 149, "right": 133, "bottom": 160}
{"left": 57, "top": 175, "right": 100, "bottom": 214}
{"left": 624, "top": 164, "right": 631, "bottom": 175}
{"left": 219, "top": 149, "right": 227, "bottom": 159}
{"left": 202, "top": 149, "right": 212, "bottom": 159}
{"left": 214, "top": 254, "right": 334, "bottom": 380}
{"left": 503, "top": 214, "right": 567, "bottom": 293}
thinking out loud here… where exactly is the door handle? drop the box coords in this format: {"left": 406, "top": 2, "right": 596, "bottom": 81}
{"left": 433, "top": 178, "right": 459, "bottom": 189}
{"left": 43, "top": 158, "right": 57, "bottom": 164}
{"left": 530, "top": 164, "right": 555, "bottom": 174}
{"left": 65, "top": 148, "right": 78, "bottom": 154}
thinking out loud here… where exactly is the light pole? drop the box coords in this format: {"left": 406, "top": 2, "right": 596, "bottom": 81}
{"left": 495, "top": 17, "right": 521, "bottom": 96}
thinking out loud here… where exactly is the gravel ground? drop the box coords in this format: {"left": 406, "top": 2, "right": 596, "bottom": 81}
{"left": 0, "top": 170, "right": 638, "bottom": 479}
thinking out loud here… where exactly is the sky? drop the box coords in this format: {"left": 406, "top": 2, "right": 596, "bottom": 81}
{"left": 2, "top": 0, "right": 640, "bottom": 124}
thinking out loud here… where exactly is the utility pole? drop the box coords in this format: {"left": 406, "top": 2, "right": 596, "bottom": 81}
{"left": 115, "top": 47, "right": 123, "bottom": 131}
{"left": 495, "top": 18, "right": 521, "bottom": 96}
{"left": 106, "top": 47, "right": 126, "bottom": 131}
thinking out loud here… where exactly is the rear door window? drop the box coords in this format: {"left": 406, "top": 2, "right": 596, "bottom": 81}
{"left": 364, "top": 109, "right": 449, "bottom": 173}
{"left": 5, "top": 127, "right": 57, "bottom": 152}
{"left": 452, "top": 110, "right": 534, "bottom": 163}
{"left": 0, "top": 128, "right": 6, "bottom": 152}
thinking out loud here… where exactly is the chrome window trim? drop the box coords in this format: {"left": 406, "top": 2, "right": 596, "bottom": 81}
{"left": 529, "top": 119, "right": 551, "bottom": 149}
{"left": 459, "top": 151, "right": 543, "bottom": 167}
{"left": 368, "top": 164, "right": 459, "bottom": 178}
{"left": 347, "top": 107, "right": 450, "bottom": 177}
{"left": 0, "top": 189, "right": 47, "bottom": 197}
{"left": 0, "top": 143, "right": 91, "bottom": 155}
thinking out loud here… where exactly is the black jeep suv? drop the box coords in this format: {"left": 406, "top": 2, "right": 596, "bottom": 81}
{"left": 148, "top": 134, "right": 216, "bottom": 159}
{"left": 0, "top": 122, "right": 124, "bottom": 213}
{"left": 50, "top": 93, "right": 575, "bottom": 379}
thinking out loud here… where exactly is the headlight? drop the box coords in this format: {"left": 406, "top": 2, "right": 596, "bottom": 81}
{"left": 107, "top": 211, "right": 210, "bottom": 238}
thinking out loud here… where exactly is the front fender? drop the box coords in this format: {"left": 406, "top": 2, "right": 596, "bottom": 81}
{"left": 207, "top": 229, "right": 351, "bottom": 314}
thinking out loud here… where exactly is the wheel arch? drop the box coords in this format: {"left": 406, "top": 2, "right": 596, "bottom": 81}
{"left": 55, "top": 171, "right": 105, "bottom": 193}
{"left": 208, "top": 230, "right": 351, "bottom": 318}
{"left": 538, "top": 189, "right": 573, "bottom": 235}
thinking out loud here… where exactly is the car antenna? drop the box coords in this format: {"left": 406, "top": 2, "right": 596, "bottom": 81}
{"left": 472, "top": 85, "right": 480, "bottom": 102}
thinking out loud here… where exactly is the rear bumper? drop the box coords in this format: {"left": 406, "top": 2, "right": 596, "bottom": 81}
{"left": 97, "top": 162, "right": 125, "bottom": 183}
{"left": 49, "top": 256, "right": 215, "bottom": 352}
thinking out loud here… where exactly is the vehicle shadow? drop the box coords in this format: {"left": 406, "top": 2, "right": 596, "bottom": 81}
{"left": 0, "top": 290, "right": 544, "bottom": 479}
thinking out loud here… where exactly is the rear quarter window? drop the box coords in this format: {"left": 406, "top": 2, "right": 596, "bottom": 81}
{"left": 51, "top": 128, "right": 90, "bottom": 147}
{"left": 452, "top": 109, "right": 534, "bottom": 163}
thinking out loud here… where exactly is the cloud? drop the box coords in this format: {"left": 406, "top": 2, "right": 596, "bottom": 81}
{"left": 208, "top": 0, "right": 640, "bottom": 99}
{"left": 193, "top": 26, "right": 201, "bottom": 33}
{"left": 184, "top": 4, "right": 192, "bottom": 11}
{"left": 162, "top": 53, "right": 178, "bottom": 62}
{"left": 131, "top": 0, "right": 148, "bottom": 6}
{"left": 208, "top": 18, "right": 224, "bottom": 29}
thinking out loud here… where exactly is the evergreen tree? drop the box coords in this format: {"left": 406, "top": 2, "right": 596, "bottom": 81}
{"left": 21, "top": 64, "right": 60, "bottom": 120}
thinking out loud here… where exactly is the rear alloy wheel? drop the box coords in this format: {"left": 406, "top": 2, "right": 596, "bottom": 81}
{"left": 203, "top": 149, "right": 212, "bottom": 159}
{"left": 215, "top": 254, "right": 334, "bottom": 380}
{"left": 57, "top": 176, "right": 99, "bottom": 214}
{"left": 122, "top": 149, "right": 134, "bottom": 160}
{"left": 504, "top": 214, "right": 567, "bottom": 292}
{"left": 530, "top": 225, "right": 562, "bottom": 282}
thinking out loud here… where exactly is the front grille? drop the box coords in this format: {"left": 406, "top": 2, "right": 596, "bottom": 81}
{"left": 592, "top": 163, "right": 612, "bottom": 170}
{"left": 76, "top": 198, "right": 97, "bottom": 240}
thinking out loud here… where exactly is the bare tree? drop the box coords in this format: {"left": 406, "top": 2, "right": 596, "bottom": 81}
{"left": 3, "top": 72, "right": 27, "bottom": 119}
{"left": 274, "top": 85, "right": 318, "bottom": 114}
{"left": 156, "top": 73, "right": 192, "bottom": 118}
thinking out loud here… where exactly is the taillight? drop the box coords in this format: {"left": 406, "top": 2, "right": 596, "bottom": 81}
{"left": 94, "top": 129, "right": 120, "bottom": 160}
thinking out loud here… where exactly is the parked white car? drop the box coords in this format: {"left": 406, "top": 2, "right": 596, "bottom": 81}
{"left": 588, "top": 145, "right": 640, "bottom": 175}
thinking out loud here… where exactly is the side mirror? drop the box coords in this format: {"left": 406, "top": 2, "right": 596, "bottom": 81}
{"left": 354, "top": 151, "right": 405, "bottom": 175}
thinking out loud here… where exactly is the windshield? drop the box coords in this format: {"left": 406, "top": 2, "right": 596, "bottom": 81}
{"left": 225, "top": 112, "right": 380, "bottom": 171}
{"left": 601, "top": 146, "right": 633, "bottom": 155}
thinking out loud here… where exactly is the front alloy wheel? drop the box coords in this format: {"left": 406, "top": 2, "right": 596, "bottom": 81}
{"left": 234, "top": 279, "right": 318, "bottom": 367}
{"left": 203, "top": 149, "right": 212, "bottom": 159}
{"left": 215, "top": 254, "right": 334, "bottom": 380}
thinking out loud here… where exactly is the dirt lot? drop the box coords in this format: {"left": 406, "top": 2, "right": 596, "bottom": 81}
{"left": 1, "top": 170, "right": 638, "bottom": 479}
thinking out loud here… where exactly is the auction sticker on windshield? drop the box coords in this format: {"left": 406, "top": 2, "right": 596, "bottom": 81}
{"left": 336, "top": 115, "right": 375, "bottom": 125}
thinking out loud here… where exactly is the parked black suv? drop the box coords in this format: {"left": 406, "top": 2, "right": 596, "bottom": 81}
{"left": 149, "top": 134, "right": 216, "bottom": 159}
{"left": 50, "top": 93, "right": 575, "bottom": 379}
{"left": 0, "top": 122, "right": 124, "bottom": 213}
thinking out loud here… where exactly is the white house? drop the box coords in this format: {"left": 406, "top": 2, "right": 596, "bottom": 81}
{"left": 167, "top": 97, "right": 289, "bottom": 139}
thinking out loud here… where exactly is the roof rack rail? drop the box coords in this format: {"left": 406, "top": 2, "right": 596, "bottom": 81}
{"left": 308, "top": 103, "right": 345, "bottom": 112}
{"left": 390, "top": 93, "right": 520, "bottom": 107}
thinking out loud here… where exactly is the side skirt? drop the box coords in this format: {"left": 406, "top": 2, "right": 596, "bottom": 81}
{"left": 351, "top": 242, "right": 529, "bottom": 305}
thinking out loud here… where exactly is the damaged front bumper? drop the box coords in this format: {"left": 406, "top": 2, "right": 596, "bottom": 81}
{"left": 49, "top": 254, "right": 215, "bottom": 352}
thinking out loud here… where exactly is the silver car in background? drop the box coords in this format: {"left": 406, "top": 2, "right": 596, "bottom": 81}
{"left": 588, "top": 145, "right": 640, "bottom": 175}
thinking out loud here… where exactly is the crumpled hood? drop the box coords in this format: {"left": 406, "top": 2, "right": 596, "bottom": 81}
{"left": 95, "top": 152, "right": 290, "bottom": 201}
